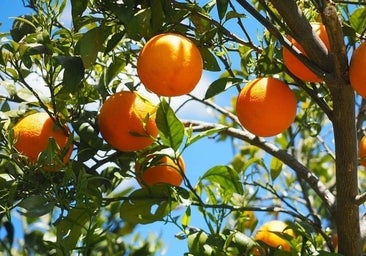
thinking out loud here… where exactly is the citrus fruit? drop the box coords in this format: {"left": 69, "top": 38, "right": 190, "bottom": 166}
{"left": 13, "top": 112, "right": 72, "bottom": 164}
{"left": 98, "top": 91, "right": 158, "bottom": 152}
{"left": 349, "top": 41, "right": 366, "bottom": 98}
{"left": 283, "top": 23, "right": 330, "bottom": 82}
{"left": 236, "top": 77, "right": 297, "bottom": 137}
{"left": 254, "top": 220, "right": 295, "bottom": 252}
{"left": 359, "top": 136, "right": 366, "bottom": 167}
{"left": 135, "top": 155, "right": 185, "bottom": 187}
{"left": 137, "top": 33, "right": 203, "bottom": 97}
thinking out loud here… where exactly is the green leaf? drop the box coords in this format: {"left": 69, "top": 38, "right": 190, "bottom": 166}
{"left": 350, "top": 7, "right": 366, "bottom": 35}
{"left": 204, "top": 77, "right": 242, "bottom": 99}
{"left": 75, "top": 26, "right": 106, "bottom": 69}
{"left": 125, "top": 8, "right": 153, "bottom": 40}
{"left": 187, "top": 230, "right": 210, "bottom": 255}
{"left": 76, "top": 121, "right": 102, "bottom": 148}
{"left": 225, "top": 10, "right": 246, "bottom": 21}
{"left": 25, "top": 231, "right": 48, "bottom": 254}
{"left": 56, "top": 206, "right": 91, "bottom": 251}
{"left": 186, "top": 126, "right": 227, "bottom": 147}
{"left": 18, "top": 195, "right": 55, "bottom": 217}
{"left": 103, "top": 55, "right": 126, "bottom": 87}
{"left": 151, "top": 0, "right": 164, "bottom": 32}
{"left": 55, "top": 56, "right": 85, "bottom": 93}
{"left": 270, "top": 157, "right": 283, "bottom": 181}
{"left": 71, "top": 0, "right": 88, "bottom": 30}
{"left": 226, "top": 231, "right": 257, "bottom": 252}
{"left": 156, "top": 99, "right": 185, "bottom": 151}
{"left": 216, "top": 0, "right": 229, "bottom": 20}
{"left": 10, "top": 15, "right": 36, "bottom": 42}
{"left": 238, "top": 44, "right": 253, "bottom": 78}
{"left": 200, "top": 165, "right": 243, "bottom": 194}
{"left": 181, "top": 206, "right": 191, "bottom": 228}
{"left": 120, "top": 185, "right": 177, "bottom": 224}
{"left": 104, "top": 32, "right": 125, "bottom": 55}
{"left": 200, "top": 47, "right": 221, "bottom": 71}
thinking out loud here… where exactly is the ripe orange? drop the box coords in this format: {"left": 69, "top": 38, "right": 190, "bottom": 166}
{"left": 13, "top": 112, "right": 72, "bottom": 164}
{"left": 283, "top": 23, "right": 330, "bottom": 82}
{"left": 349, "top": 41, "right": 366, "bottom": 98}
{"left": 254, "top": 220, "right": 295, "bottom": 252}
{"left": 135, "top": 155, "right": 185, "bottom": 187}
{"left": 236, "top": 77, "right": 297, "bottom": 137}
{"left": 359, "top": 136, "right": 366, "bottom": 167}
{"left": 98, "top": 91, "right": 158, "bottom": 152}
{"left": 137, "top": 33, "right": 203, "bottom": 97}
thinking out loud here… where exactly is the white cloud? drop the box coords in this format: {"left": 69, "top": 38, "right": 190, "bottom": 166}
{"left": 170, "top": 73, "right": 214, "bottom": 121}
{"left": 138, "top": 72, "right": 215, "bottom": 122}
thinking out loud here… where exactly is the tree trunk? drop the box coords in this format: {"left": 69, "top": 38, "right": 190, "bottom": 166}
{"left": 322, "top": 6, "right": 361, "bottom": 255}
{"left": 267, "top": 1, "right": 361, "bottom": 254}
{"left": 332, "top": 85, "right": 361, "bottom": 255}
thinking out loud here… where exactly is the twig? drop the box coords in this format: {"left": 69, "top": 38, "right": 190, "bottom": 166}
{"left": 268, "top": 0, "right": 334, "bottom": 83}
{"left": 182, "top": 119, "right": 336, "bottom": 214}
{"left": 173, "top": 1, "right": 263, "bottom": 54}
{"left": 354, "top": 192, "right": 366, "bottom": 205}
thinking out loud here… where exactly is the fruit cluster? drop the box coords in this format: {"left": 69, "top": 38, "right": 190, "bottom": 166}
{"left": 98, "top": 33, "right": 203, "bottom": 187}
{"left": 11, "top": 26, "right": 366, "bottom": 202}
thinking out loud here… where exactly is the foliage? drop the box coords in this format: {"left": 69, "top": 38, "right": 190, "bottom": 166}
{"left": 0, "top": 0, "right": 366, "bottom": 255}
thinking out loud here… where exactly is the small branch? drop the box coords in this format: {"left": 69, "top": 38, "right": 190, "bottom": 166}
{"left": 321, "top": 5, "right": 349, "bottom": 86}
{"left": 173, "top": 1, "right": 262, "bottom": 54}
{"left": 354, "top": 192, "right": 366, "bottom": 205}
{"left": 182, "top": 119, "right": 336, "bottom": 214}
{"left": 267, "top": 0, "right": 334, "bottom": 83}
{"left": 237, "top": 0, "right": 334, "bottom": 81}
{"left": 187, "top": 94, "right": 239, "bottom": 123}
{"left": 356, "top": 99, "right": 366, "bottom": 140}
{"left": 291, "top": 78, "right": 334, "bottom": 121}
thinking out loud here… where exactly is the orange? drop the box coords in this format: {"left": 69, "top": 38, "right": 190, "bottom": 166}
{"left": 98, "top": 91, "right": 158, "bottom": 152}
{"left": 283, "top": 23, "right": 330, "bottom": 82}
{"left": 13, "top": 112, "right": 72, "bottom": 164}
{"left": 135, "top": 155, "right": 185, "bottom": 187}
{"left": 236, "top": 77, "right": 297, "bottom": 137}
{"left": 137, "top": 33, "right": 203, "bottom": 97}
{"left": 359, "top": 136, "right": 366, "bottom": 167}
{"left": 254, "top": 220, "right": 295, "bottom": 253}
{"left": 349, "top": 41, "right": 366, "bottom": 98}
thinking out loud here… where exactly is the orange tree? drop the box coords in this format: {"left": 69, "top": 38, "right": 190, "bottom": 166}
{"left": 0, "top": 0, "right": 366, "bottom": 255}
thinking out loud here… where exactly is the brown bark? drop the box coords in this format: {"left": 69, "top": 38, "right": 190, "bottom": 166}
{"left": 322, "top": 5, "right": 361, "bottom": 255}
{"left": 270, "top": 0, "right": 333, "bottom": 80}
{"left": 268, "top": 1, "right": 361, "bottom": 254}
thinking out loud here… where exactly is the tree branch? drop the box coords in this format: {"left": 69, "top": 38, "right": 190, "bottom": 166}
{"left": 354, "top": 192, "right": 366, "bottom": 205}
{"left": 235, "top": 0, "right": 332, "bottom": 81}
{"left": 321, "top": 5, "right": 349, "bottom": 85}
{"left": 173, "top": 1, "right": 262, "bottom": 54}
{"left": 268, "top": 0, "right": 334, "bottom": 83}
{"left": 321, "top": 4, "right": 361, "bottom": 255}
{"left": 182, "top": 120, "right": 336, "bottom": 214}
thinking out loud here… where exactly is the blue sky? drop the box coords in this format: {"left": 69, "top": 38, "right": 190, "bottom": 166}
{"left": 1, "top": 1, "right": 34, "bottom": 30}
{"left": 0, "top": 1, "right": 239, "bottom": 255}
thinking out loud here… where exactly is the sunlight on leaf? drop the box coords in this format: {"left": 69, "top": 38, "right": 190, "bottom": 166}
{"left": 200, "top": 165, "right": 244, "bottom": 195}
{"left": 120, "top": 185, "right": 178, "bottom": 224}
{"left": 156, "top": 99, "right": 185, "bottom": 151}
